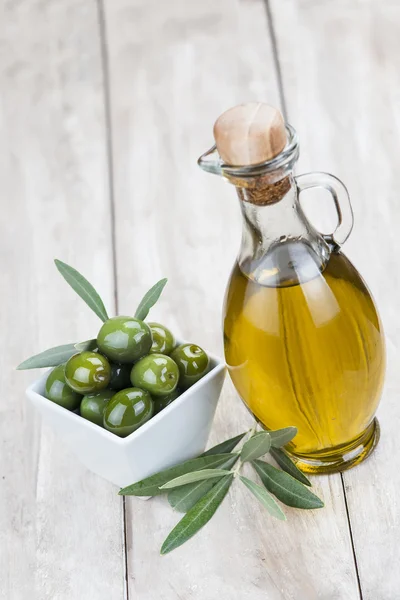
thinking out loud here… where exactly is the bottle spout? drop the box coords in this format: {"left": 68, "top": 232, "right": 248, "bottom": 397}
{"left": 197, "top": 145, "right": 223, "bottom": 177}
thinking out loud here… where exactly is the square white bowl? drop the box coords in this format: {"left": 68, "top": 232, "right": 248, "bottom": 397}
{"left": 26, "top": 350, "right": 225, "bottom": 488}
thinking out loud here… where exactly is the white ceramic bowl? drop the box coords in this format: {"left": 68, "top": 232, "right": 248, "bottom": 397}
{"left": 26, "top": 350, "right": 225, "bottom": 488}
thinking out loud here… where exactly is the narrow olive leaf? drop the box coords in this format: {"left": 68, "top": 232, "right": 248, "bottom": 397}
{"left": 269, "top": 447, "right": 311, "bottom": 486}
{"left": 239, "top": 475, "right": 286, "bottom": 521}
{"left": 160, "top": 469, "right": 231, "bottom": 490}
{"left": 201, "top": 432, "right": 247, "bottom": 456}
{"left": 54, "top": 259, "right": 109, "bottom": 322}
{"left": 119, "top": 453, "right": 235, "bottom": 496}
{"left": 17, "top": 343, "right": 78, "bottom": 370}
{"left": 134, "top": 278, "right": 168, "bottom": 321}
{"left": 160, "top": 475, "right": 233, "bottom": 555}
{"left": 168, "top": 480, "right": 215, "bottom": 514}
{"left": 240, "top": 431, "right": 271, "bottom": 462}
{"left": 268, "top": 427, "right": 298, "bottom": 448}
{"left": 74, "top": 339, "right": 97, "bottom": 352}
{"left": 168, "top": 454, "right": 239, "bottom": 513}
{"left": 252, "top": 460, "right": 324, "bottom": 509}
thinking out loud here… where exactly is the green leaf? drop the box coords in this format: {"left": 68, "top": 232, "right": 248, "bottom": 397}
{"left": 270, "top": 447, "right": 311, "bottom": 486}
{"left": 268, "top": 427, "right": 298, "bottom": 448}
{"left": 160, "top": 469, "right": 231, "bottom": 490}
{"left": 168, "top": 454, "right": 239, "bottom": 513}
{"left": 74, "top": 339, "right": 97, "bottom": 352}
{"left": 160, "top": 475, "right": 233, "bottom": 555}
{"left": 54, "top": 259, "right": 109, "bottom": 322}
{"left": 17, "top": 343, "right": 78, "bottom": 370}
{"left": 252, "top": 460, "right": 324, "bottom": 509}
{"left": 239, "top": 475, "right": 286, "bottom": 521}
{"left": 168, "top": 480, "right": 215, "bottom": 513}
{"left": 134, "top": 278, "right": 168, "bottom": 321}
{"left": 240, "top": 431, "right": 271, "bottom": 462}
{"left": 201, "top": 432, "right": 247, "bottom": 456}
{"left": 119, "top": 453, "right": 236, "bottom": 496}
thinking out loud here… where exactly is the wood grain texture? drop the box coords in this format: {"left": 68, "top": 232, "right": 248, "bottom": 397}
{"left": 0, "top": 1, "right": 124, "bottom": 599}
{"left": 3, "top": 0, "right": 397, "bottom": 597}
{"left": 270, "top": 0, "right": 400, "bottom": 597}
{"left": 104, "top": 0, "right": 360, "bottom": 597}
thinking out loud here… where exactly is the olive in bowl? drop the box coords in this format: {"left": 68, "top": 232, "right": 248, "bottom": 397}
{"left": 45, "top": 364, "right": 82, "bottom": 410}
{"left": 103, "top": 388, "right": 154, "bottom": 437}
{"left": 153, "top": 388, "right": 180, "bottom": 415}
{"left": 97, "top": 316, "right": 152, "bottom": 363}
{"left": 65, "top": 351, "right": 111, "bottom": 394}
{"left": 170, "top": 343, "right": 210, "bottom": 389}
{"left": 148, "top": 322, "right": 175, "bottom": 355}
{"left": 109, "top": 363, "right": 132, "bottom": 391}
{"left": 80, "top": 389, "right": 115, "bottom": 427}
{"left": 130, "top": 353, "right": 179, "bottom": 397}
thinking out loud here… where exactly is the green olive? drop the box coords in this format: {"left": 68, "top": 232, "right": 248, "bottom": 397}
{"left": 153, "top": 388, "right": 180, "bottom": 415}
{"left": 97, "top": 316, "right": 152, "bottom": 363}
{"left": 65, "top": 351, "right": 111, "bottom": 394}
{"left": 80, "top": 389, "right": 115, "bottom": 427}
{"left": 45, "top": 365, "right": 82, "bottom": 410}
{"left": 130, "top": 353, "right": 179, "bottom": 397}
{"left": 170, "top": 343, "right": 210, "bottom": 389}
{"left": 148, "top": 322, "right": 175, "bottom": 355}
{"left": 103, "top": 388, "right": 153, "bottom": 437}
{"left": 109, "top": 363, "right": 132, "bottom": 391}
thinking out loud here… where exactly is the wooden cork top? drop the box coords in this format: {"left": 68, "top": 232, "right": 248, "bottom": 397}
{"left": 213, "top": 102, "right": 287, "bottom": 166}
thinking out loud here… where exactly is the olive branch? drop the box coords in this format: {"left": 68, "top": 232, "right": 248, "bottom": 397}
{"left": 119, "top": 426, "right": 323, "bottom": 555}
{"left": 17, "top": 260, "right": 167, "bottom": 370}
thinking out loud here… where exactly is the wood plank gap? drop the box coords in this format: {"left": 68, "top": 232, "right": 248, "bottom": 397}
{"left": 96, "top": 2, "right": 128, "bottom": 598}
{"left": 340, "top": 473, "right": 364, "bottom": 600}
{"left": 122, "top": 497, "right": 130, "bottom": 600}
{"left": 263, "top": 0, "right": 288, "bottom": 121}
{"left": 96, "top": 0, "right": 119, "bottom": 312}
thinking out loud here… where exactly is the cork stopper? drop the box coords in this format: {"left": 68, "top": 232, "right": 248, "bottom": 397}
{"left": 213, "top": 102, "right": 287, "bottom": 166}
{"left": 212, "top": 103, "right": 290, "bottom": 206}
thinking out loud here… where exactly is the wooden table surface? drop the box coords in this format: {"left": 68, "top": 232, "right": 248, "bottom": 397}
{"left": 1, "top": 1, "right": 399, "bottom": 598}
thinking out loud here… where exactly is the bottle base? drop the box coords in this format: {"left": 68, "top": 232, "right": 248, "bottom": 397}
{"left": 287, "top": 418, "right": 380, "bottom": 475}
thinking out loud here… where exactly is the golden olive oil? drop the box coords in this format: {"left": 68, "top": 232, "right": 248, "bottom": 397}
{"left": 224, "top": 246, "right": 385, "bottom": 465}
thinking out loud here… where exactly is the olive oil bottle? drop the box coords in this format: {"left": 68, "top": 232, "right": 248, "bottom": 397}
{"left": 199, "top": 103, "right": 385, "bottom": 473}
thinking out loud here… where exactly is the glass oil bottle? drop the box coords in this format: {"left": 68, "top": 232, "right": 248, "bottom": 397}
{"left": 198, "top": 103, "right": 385, "bottom": 473}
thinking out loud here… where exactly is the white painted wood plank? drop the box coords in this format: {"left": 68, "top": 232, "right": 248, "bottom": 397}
{"left": 270, "top": 0, "right": 400, "bottom": 597}
{"left": 104, "top": 1, "right": 360, "bottom": 597}
{"left": 0, "top": 1, "right": 125, "bottom": 598}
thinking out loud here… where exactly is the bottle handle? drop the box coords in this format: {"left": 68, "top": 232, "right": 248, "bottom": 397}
{"left": 295, "top": 172, "right": 354, "bottom": 246}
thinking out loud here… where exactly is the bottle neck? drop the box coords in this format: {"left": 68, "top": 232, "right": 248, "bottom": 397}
{"left": 198, "top": 123, "right": 333, "bottom": 286}
{"left": 235, "top": 173, "right": 331, "bottom": 287}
